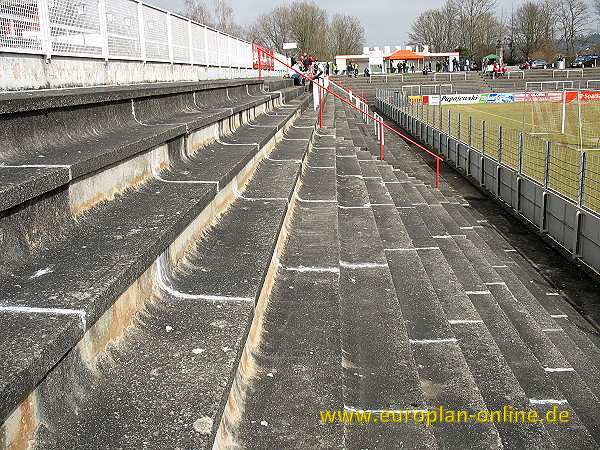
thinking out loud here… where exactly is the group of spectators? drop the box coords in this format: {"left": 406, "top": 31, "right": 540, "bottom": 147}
{"left": 483, "top": 61, "right": 509, "bottom": 78}
{"left": 287, "top": 54, "right": 329, "bottom": 86}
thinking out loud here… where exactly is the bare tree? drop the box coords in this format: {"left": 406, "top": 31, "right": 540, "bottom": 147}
{"left": 328, "top": 14, "right": 365, "bottom": 57}
{"left": 556, "top": 0, "right": 589, "bottom": 56}
{"left": 183, "top": 0, "right": 213, "bottom": 26}
{"left": 247, "top": 6, "right": 292, "bottom": 53}
{"left": 511, "top": 0, "right": 556, "bottom": 59}
{"left": 287, "top": 1, "right": 328, "bottom": 57}
{"left": 247, "top": 0, "right": 365, "bottom": 58}
{"left": 213, "top": 0, "right": 240, "bottom": 35}
{"left": 455, "top": 0, "right": 498, "bottom": 59}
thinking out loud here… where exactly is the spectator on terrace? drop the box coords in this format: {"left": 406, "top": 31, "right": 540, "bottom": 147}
{"left": 290, "top": 59, "right": 303, "bottom": 86}
{"left": 397, "top": 61, "right": 402, "bottom": 73}
{"left": 347, "top": 62, "right": 353, "bottom": 76}
{"left": 364, "top": 67, "right": 370, "bottom": 77}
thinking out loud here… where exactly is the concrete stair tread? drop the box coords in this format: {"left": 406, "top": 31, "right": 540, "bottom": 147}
{"left": 25, "top": 104, "right": 315, "bottom": 449}
{"left": 0, "top": 98, "right": 310, "bottom": 432}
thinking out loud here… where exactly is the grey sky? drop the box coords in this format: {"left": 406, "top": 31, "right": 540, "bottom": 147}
{"left": 150, "top": 0, "right": 519, "bottom": 46}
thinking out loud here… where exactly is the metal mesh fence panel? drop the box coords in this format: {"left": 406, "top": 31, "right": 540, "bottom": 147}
{"left": 190, "top": 22, "right": 205, "bottom": 65}
{"left": 142, "top": 5, "right": 169, "bottom": 61}
{"left": 106, "top": 0, "right": 140, "bottom": 59}
{"left": 49, "top": 0, "right": 102, "bottom": 57}
{"left": 522, "top": 135, "right": 547, "bottom": 183}
{"left": 502, "top": 128, "right": 520, "bottom": 170}
{"left": 584, "top": 153, "right": 600, "bottom": 212}
{"left": 0, "top": 1, "right": 43, "bottom": 53}
{"left": 548, "top": 144, "right": 580, "bottom": 201}
{"left": 206, "top": 28, "right": 218, "bottom": 66}
{"left": 171, "top": 15, "right": 189, "bottom": 63}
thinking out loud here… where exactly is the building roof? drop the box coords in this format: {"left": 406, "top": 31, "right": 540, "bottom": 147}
{"left": 385, "top": 49, "right": 424, "bottom": 61}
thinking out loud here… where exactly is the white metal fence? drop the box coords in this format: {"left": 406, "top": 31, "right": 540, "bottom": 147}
{"left": 0, "top": 0, "right": 283, "bottom": 73}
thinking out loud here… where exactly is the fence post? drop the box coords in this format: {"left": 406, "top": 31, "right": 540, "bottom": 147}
{"left": 37, "top": 0, "right": 52, "bottom": 60}
{"left": 544, "top": 141, "right": 551, "bottom": 189}
{"left": 98, "top": 0, "right": 109, "bottom": 61}
{"left": 447, "top": 109, "right": 451, "bottom": 134}
{"left": 498, "top": 125, "right": 503, "bottom": 164}
{"left": 166, "top": 12, "right": 174, "bottom": 64}
{"left": 518, "top": 131, "right": 524, "bottom": 174}
{"left": 204, "top": 26, "right": 209, "bottom": 67}
{"left": 457, "top": 113, "right": 461, "bottom": 140}
{"left": 468, "top": 116, "right": 472, "bottom": 147}
{"left": 188, "top": 20, "right": 194, "bottom": 65}
{"left": 137, "top": 1, "right": 146, "bottom": 63}
{"left": 482, "top": 120, "right": 486, "bottom": 154}
{"left": 578, "top": 152, "right": 587, "bottom": 208}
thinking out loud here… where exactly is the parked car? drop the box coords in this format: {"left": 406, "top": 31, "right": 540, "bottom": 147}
{"left": 530, "top": 59, "right": 548, "bottom": 69}
{"left": 572, "top": 55, "right": 600, "bottom": 68}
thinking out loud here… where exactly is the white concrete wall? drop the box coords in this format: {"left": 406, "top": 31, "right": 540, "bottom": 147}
{"left": 0, "top": 53, "right": 283, "bottom": 91}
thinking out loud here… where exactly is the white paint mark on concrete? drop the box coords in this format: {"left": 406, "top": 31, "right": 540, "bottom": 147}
{"left": 0, "top": 305, "right": 86, "bottom": 330}
{"left": 448, "top": 320, "right": 484, "bottom": 325}
{"left": 30, "top": 267, "right": 54, "bottom": 279}
{"left": 551, "top": 314, "right": 568, "bottom": 319}
{"left": 465, "top": 290, "right": 492, "bottom": 295}
{"left": 544, "top": 367, "right": 575, "bottom": 373}
{"left": 529, "top": 399, "right": 568, "bottom": 405}
{"left": 295, "top": 194, "right": 336, "bottom": 203}
{"left": 339, "top": 261, "right": 388, "bottom": 269}
{"left": 409, "top": 338, "right": 458, "bottom": 344}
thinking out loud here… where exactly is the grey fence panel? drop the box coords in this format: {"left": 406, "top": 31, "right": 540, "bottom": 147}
{"left": 375, "top": 91, "right": 600, "bottom": 278}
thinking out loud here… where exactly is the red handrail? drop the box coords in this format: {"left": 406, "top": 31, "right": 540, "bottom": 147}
{"left": 329, "top": 78, "right": 368, "bottom": 103}
{"left": 257, "top": 48, "right": 443, "bottom": 190}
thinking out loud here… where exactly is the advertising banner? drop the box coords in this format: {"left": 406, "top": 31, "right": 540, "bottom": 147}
{"left": 514, "top": 91, "right": 563, "bottom": 103}
{"left": 565, "top": 91, "right": 600, "bottom": 102}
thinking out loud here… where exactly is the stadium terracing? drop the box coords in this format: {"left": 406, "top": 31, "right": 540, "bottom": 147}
{"left": 1, "top": 1, "right": 600, "bottom": 449}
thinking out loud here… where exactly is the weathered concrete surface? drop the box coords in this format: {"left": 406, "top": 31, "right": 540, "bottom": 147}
{"left": 0, "top": 94, "right": 311, "bottom": 443}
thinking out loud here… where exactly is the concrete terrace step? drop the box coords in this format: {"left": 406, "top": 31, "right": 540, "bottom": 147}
{"left": 32, "top": 115, "right": 316, "bottom": 449}
{"left": 0, "top": 92, "right": 311, "bottom": 447}
{"left": 338, "top": 139, "right": 503, "bottom": 450}
{"left": 0, "top": 79, "right": 302, "bottom": 214}
{"left": 336, "top": 97, "right": 600, "bottom": 447}
{"left": 221, "top": 106, "right": 345, "bottom": 448}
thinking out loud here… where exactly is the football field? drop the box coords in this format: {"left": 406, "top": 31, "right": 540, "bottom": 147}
{"left": 418, "top": 100, "right": 600, "bottom": 211}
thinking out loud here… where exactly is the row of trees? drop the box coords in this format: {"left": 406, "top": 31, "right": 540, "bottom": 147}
{"left": 410, "top": 0, "right": 600, "bottom": 63}
{"left": 183, "top": 0, "right": 365, "bottom": 60}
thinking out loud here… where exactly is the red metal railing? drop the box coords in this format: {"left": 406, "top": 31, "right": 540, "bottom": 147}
{"left": 256, "top": 48, "right": 443, "bottom": 190}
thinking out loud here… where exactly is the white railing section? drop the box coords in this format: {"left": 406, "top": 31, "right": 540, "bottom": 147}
{"left": 526, "top": 80, "right": 574, "bottom": 91}
{"left": 553, "top": 69, "right": 584, "bottom": 78}
{"left": 0, "top": 0, "right": 283, "bottom": 73}
{"left": 433, "top": 72, "right": 467, "bottom": 81}
{"left": 587, "top": 80, "right": 600, "bottom": 89}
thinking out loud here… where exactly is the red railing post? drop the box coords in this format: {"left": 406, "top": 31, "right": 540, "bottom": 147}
{"left": 319, "top": 83, "right": 323, "bottom": 128}
{"left": 379, "top": 123, "right": 384, "bottom": 160}
{"left": 436, "top": 158, "right": 440, "bottom": 191}
{"left": 263, "top": 52, "right": 443, "bottom": 177}
{"left": 257, "top": 47, "right": 262, "bottom": 80}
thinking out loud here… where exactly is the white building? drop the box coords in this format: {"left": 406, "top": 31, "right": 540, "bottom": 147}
{"left": 335, "top": 45, "right": 461, "bottom": 75}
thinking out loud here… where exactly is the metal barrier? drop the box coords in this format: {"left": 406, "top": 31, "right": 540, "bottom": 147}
{"left": 0, "top": 0, "right": 284, "bottom": 74}
{"left": 433, "top": 72, "right": 467, "bottom": 81}
{"left": 257, "top": 49, "right": 444, "bottom": 189}
{"left": 553, "top": 69, "right": 584, "bottom": 78}
{"left": 526, "top": 80, "right": 574, "bottom": 91}
{"left": 376, "top": 88, "right": 600, "bottom": 276}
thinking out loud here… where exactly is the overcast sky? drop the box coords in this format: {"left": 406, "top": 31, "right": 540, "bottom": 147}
{"left": 149, "top": 0, "right": 520, "bottom": 45}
